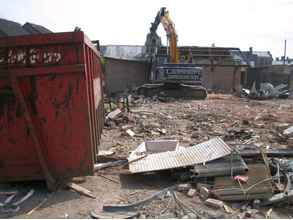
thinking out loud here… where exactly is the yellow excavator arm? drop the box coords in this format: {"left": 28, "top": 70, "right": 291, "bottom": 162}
{"left": 145, "top": 7, "right": 179, "bottom": 63}
{"left": 160, "top": 9, "right": 179, "bottom": 63}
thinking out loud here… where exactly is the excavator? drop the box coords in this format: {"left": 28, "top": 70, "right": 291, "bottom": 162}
{"left": 138, "top": 7, "right": 207, "bottom": 99}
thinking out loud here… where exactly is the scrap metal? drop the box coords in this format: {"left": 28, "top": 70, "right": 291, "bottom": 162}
{"left": 103, "top": 185, "right": 177, "bottom": 212}
{"left": 283, "top": 126, "right": 293, "bottom": 136}
{"left": 263, "top": 189, "right": 293, "bottom": 206}
{"left": 236, "top": 145, "right": 293, "bottom": 158}
{"left": 191, "top": 155, "right": 248, "bottom": 178}
{"left": 129, "top": 137, "right": 232, "bottom": 173}
{"left": 212, "top": 164, "right": 273, "bottom": 201}
{"left": 242, "top": 82, "right": 290, "bottom": 100}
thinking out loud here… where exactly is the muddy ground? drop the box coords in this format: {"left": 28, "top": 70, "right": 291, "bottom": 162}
{"left": 1, "top": 94, "right": 293, "bottom": 219}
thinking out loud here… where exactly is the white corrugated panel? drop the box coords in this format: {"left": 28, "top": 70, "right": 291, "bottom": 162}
{"left": 129, "top": 137, "right": 232, "bottom": 173}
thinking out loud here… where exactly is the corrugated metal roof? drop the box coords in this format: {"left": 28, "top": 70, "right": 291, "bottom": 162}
{"left": 129, "top": 137, "right": 232, "bottom": 173}
{"left": 101, "top": 45, "right": 147, "bottom": 61}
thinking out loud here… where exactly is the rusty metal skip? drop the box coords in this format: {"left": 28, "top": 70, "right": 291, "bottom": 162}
{"left": 10, "top": 74, "right": 57, "bottom": 191}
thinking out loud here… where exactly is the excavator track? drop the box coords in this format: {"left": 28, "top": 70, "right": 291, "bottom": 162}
{"left": 137, "top": 83, "right": 207, "bottom": 100}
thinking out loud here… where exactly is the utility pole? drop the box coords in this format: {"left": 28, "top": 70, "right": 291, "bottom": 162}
{"left": 283, "top": 39, "right": 287, "bottom": 65}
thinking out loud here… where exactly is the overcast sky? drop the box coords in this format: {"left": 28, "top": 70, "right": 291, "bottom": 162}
{"left": 0, "top": 0, "right": 292, "bottom": 58}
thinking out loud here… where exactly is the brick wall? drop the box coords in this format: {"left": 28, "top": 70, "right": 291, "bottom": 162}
{"left": 202, "top": 66, "right": 243, "bottom": 93}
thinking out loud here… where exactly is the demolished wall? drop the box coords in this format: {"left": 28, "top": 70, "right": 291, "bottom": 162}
{"left": 202, "top": 66, "right": 243, "bottom": 93}
{"left": 104, "top": 58, "right": 150, "bottom": 94}
{"left": 246, "top": 65, "right": 293, "bottom": 92}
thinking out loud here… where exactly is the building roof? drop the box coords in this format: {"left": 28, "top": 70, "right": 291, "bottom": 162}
{"left": 242, "top": 50, "right": 273, "bottom": 68}
{"left": 23, "top": 22, "right": 52, "bottom": 34}
{"left": 100, "top": 45, "right": 147, "bottom": 61}
{"left": 229, "top": 50, "right": 248, "bottom": 65}
{"left": 158, "top": 46, "right": 248, "bottom": 66}
{"left": 101, "top": 44, "right": 249, "bottom": 66}
{"left": 242, "top": 51, "right": 273, "bottom": 60}
{"left": 251, "top": 51, "right": 272, "bottom": 58}
{"left": 0, "top": 18, "right": 52, "bottom": 37}
{"left": 272, "top": 60, "right": 293, "bottom": 66}
{"left": 0, "top": 18, "right": 29, "bottom": 37}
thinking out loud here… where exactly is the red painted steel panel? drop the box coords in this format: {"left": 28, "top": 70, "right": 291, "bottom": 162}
{"left": 0, "top": 32, "right": 103, "bottom": 184}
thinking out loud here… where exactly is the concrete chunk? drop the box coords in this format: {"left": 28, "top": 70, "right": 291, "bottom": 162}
{"left": 176, "top": 183, "right": 191, "bottom": 192}
{"left": 126, "top": 129, "right": 135, "bottom": 137}
{"left": 106, "top": 109, "right": 122, "bottom": 120}
{"left": 288, "top": 138, "right": 293, "bottom": 148}
{"left": 187, "top": 188, "right": 197, "bottom": 197}
{"left": 205, "top": 198, "right": 224, "bottom": 209}
{"left": 145, "top": 140, "right": 178, "bottom": 153}
{"left": 283, "top": 126, "right": 293, "bottom": 137}
{"left": 199, "top": 186, "right": 210, "bottom": 200}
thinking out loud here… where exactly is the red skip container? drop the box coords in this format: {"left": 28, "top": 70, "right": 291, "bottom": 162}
{"left": 0, "top": 32, "right": 104, "bottom": 189}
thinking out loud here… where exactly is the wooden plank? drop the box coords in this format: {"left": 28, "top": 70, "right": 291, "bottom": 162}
{"left": 67, "top": 182, "right": 96, "bottom": 199}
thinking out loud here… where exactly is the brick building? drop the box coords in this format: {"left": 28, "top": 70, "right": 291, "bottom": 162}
{"left": 156, "top": 46, "right": 248, "bottom": 92}
{"left": 101, "top": 45, "right": 150, "bottom": 95}
{"left": 101, "top": 45, "right": 248, "bottom": 94}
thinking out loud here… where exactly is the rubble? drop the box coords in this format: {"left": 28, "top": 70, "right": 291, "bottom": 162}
{"left": 128, "top": 137, "right": 232, "bottom": 174}
{"left": 90, "top": 210, "right": 139, "bottom": 219}
{"left": 94, "top": 160, "right": 128, "bottom": 171}
{"left": 125, "top": 129, "right": 135, "bottom": 137}
{"left": 186, "top": 188, "right": 196, "bottom": 197}
{"left": 212, "top": 163, "right": 273, "bottom": 201}
{"left": 66, "top": 183, "right": 96, "bottom": 199}
{"left": 190, "top": 155, "right": 248, "bottom": 178}
{"left": 198, "top": 185, "right": 210, "bottom": 200}
{"left": 92, "top": 94, "right": 293, "bottom": 218}
{"left": 288, "top": 138, "right": 293, "bottom": 147}
{"left": 106, "top": 108, "right": 122, "bottom": 120}
{"left": 25, "top": 197, "right": 48, "bottom": 216}
{"left": 2, "top": 93, "right": 293, "bottom": 218}
{"left": 176, "top": 184, "right": 192, "bottom": 192}
{"left": 0, "top": 189, "right": 34, "bottom": 214}
{"left": 204, "top": 198, "right": 224, "bottom": 209}
{"left": 242, "top": 82, "right": 290, "bottom": 100}
{"left": 283, "top": 125, "right": 293, "bottom": 137}
{"left": 91, "top": 95, "right": 293, "bottom": 218}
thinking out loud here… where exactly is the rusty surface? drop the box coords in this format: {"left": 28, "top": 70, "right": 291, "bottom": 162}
{"left": 0, "top": 32, "right": 104, "bottom": 183}
{"left": 212, "top": 163, "right": 273, "bottom": 201}
{"left": 10, "top": 74, "right": 56, "bottom": 190}
{"left": 129, "top": 137, "right": 232, "bottom": 173}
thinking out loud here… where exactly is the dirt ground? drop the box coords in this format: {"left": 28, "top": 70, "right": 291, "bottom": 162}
{"left": 1, "top": 94, "right": 293, "bottom": 219}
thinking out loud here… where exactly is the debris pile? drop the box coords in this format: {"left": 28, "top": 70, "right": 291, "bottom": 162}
{"left": 96, "top": 128, "right": 293, "bottom": 218}
{"left": 241, "top": 82, "right": 290, "bottom": 100}
{"left": 0, "top": 190, "right": 34, "bottom": 215}
{"left": 2, "top": 94, "right": 292, "bottom": 218}
{"left": 97, "top": 97, "right": 293, "bottom": 218}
